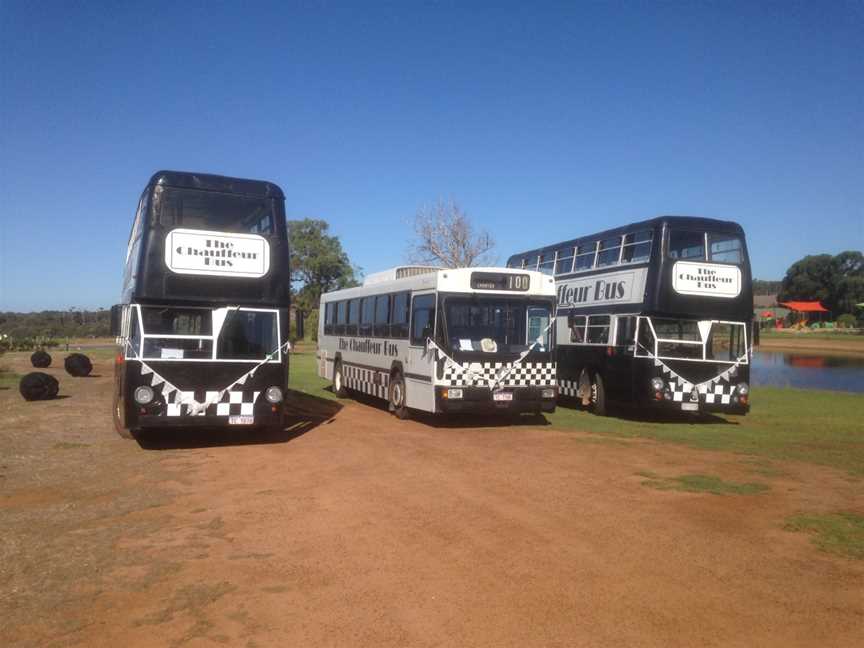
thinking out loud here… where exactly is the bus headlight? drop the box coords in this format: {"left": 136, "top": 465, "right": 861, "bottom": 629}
{"left": 265, "top": 386, "right": 283, "bottom": 403}
{"left": 651, "top": 377, "right": 665, "bottom": 392}
{"left": 444, "top": 388, "right": 463, "bottom": 399}
{"left": 541, "top": 388, "right": 556, "bottom": 399}
{"left": 736, "top": 383, "right": 750, "bottom": 396}
{"left": 134, "top": 385, "right": 154, "bottom": 405}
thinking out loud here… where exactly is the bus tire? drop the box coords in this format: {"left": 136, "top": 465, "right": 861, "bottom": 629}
{"left": 333, "top": 361, "right": 349, "bottom": 398}
{"left": 112, "top": 390, "right": 134, "bottom": 439}
{"left": 590, "top": 371, "right": 608, "bottom": 416}
{"left": 389, "top": 371, "right": 410, "bottom": 420}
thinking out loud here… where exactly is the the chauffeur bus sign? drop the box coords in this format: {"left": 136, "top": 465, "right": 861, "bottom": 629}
{"left": 109, "top": 171, "right": 291, "bottom": 438}
{"left": 508, "top": 216, "right": 754, "bottom": 416}
{"left": 317, "top": 266, "right": 558, "bottom": 418}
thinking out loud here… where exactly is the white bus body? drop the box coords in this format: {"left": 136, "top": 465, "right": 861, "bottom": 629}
{"left": 317, "top": 267, "right": 558, "bottom": 417}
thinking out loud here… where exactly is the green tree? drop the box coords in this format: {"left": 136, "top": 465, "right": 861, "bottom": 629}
{"left": 287, "top": 219, "right": 359, "bottom": 326}
{"left": 778, "top": 251, "right": 864, "bottom": 315}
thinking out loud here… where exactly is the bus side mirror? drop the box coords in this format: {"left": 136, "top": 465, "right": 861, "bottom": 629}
{"left": 110, "top": 305, "right": 123, "bottom": 337}
{"left": 567, "top": 313, "right": 576, "bottom": 328}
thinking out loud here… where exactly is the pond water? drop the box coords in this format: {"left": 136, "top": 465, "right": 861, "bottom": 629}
{"left": 751, "top": 350, "right": 864, "bottom": 393}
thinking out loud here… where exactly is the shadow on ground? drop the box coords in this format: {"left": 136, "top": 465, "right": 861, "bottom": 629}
{"left": 557, "top": 397, "right": 740, "bottom": 425}
{"left": 338, "top": 388, "right": 552, "bottom": 429}
{"left": 135, "top": 390, "right": 343, "bottom": 450}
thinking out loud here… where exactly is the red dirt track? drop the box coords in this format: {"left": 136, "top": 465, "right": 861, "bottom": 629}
{"left": 1, "top": 353, "right": 862, "bottom": 647}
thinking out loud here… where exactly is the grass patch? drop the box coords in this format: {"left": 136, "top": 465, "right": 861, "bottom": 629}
{"left": 642, "top": 473, "right": 769, "bottom": 495}
{"left": 784, "top": 512, "right": 864, "bottom": 560}
{"left": 546, "top": 387, "right": 864, "bottom": 475}
{"left": 288, "top": 347, "right": 339, "bottom": 402}
{"left": 286, "top": 348, "right": 864, "bottom": 474}
{"left": 0, "top": 366, "right": 21, "bottom": 389}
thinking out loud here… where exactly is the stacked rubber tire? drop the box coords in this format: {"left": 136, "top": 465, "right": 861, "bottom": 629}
{"left": 19, "top": 372, "right": 60, "bottom": 401}
{"left": 64, "top": 353, "right": 93, "bottom": 377}
{"left": 19, "top": 352, "right": 94, "bottom": 402}
{"left": 30, "top": 350, "right": 52, "bottom": 368}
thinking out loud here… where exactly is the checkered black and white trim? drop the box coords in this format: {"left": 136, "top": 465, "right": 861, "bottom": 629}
{"left": 164, "top": 390, "right": 262, "bottom": 417}
{"left": 558, "top": 378, "right": 578, "bottom": 398}
{"left": 667, "top": 379, "right": 737, "bottom": 405}
{"left": 440, "top": 362, "right": 556, "bottom": 388}
{"left": 343, "top": 364, "right": 390, "bottom": 399}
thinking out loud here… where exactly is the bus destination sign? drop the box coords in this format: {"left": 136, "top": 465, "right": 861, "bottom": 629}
{"left": 672, "top": 261, "right": 741, "bottom": 298}
{"left": 165, "top": 228, "right": 271, "bottom": 278}
{"left": 470, "top": 272, "right": 530, "bottom": 292}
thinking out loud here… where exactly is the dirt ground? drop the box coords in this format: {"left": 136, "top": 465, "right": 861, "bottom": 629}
{"left": 1, "top": 353, "right": 862, "bottom": 648}
{"left": 758, "top": 334, "right": 864, "bottom": 355}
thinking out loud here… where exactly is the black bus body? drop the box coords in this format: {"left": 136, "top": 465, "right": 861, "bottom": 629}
{"left": 507, "top": 216, "right": 753, "bottom": 416}
{"left": 110, "top": 171, "right": 290, "bottom": 437}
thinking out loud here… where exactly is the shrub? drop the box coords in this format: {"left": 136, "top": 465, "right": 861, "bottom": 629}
{"left": 837, "top": 313, "right": 857, "bottom": 329}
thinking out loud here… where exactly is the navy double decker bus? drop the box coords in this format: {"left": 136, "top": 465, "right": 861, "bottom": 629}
{"left": 110, "top": 171, "right": 291, "bottom": 437}
{"left": 507, "top": 216, "right": 754, "bottom": 416}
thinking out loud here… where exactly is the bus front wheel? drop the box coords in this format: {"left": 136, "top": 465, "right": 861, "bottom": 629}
{"left": 389, "top": 372, "right": 410, "bottom": 420}
{"left": 590, "top": 372, "right": 608, "bottom": 417}
{"left": 112, "top": 391, "right": 134, "bottom": 439}
{"left": 333, "top": 361, "right": 349, "bottom": 398}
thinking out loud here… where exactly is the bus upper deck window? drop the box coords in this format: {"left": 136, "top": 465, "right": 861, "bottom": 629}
{"left": 621, "top": 231, "right": 652, "bottom": 263}
{"left": 574, "top": 243, "right": 596, "bottom": 271}
{"left": 538, "top": 253, "right": 555, "bottom": 275}
{"left": 668, "top": 230, "right": 705, "bottom": 260}
{"left": 597, "top": 237, "right": 622, "bottom": 267}
{"left": 708, "top": 233, "right": 744, "bottom": 264}
{"left": 555, "top": 248, "right": 575, "bottom": 274}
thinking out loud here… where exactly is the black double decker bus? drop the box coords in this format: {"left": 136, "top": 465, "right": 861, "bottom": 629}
{"left": 507, "top": 216, "right": 754, "bottom": 416}
{"left": 110, "top": 171, "right": 290, "bottom": 437}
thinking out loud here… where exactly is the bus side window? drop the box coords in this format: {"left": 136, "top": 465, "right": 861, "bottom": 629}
{"left": 568, "top": 314, "right": 587, "bottom": 344}
{"left": 615, "top": 316, "right": 636, "bottom": 346}
{"left": 360, "top": 297, "right": 374, "bottom": 336}
{"left": 335, "top": 301, "right": 347, "bottom": 336}
{"left": 390, "top": 292, "right": 409, "bottom": 339}
{"left": 128, "top": 307, "right": 142, "bottom": 356}
{"left": 374, "top": 294, "right": 390, "bottom": 337}
{"left": 347, "top": 299, "right": 360, "bottom": 336}
{"left": 323, "top": 303, "right": 334, "bottom": 335}
{"left": 410, "top": 294, "right": 436, "bottom": 346}
{"left": 587, "top": 315, "right": 611, "bottom": 343}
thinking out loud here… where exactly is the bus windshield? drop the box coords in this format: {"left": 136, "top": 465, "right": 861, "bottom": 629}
{"left": 155, "top": 186, "right": 277, "bottom": 235}
{"left": 443, "top": 297, "right": 552, "bottom": 353}
{"left": 637, "top": 316, "right": 747, "bottom": 362}
{"left": 136, "top": 306, "right": 279, "bottom": 361}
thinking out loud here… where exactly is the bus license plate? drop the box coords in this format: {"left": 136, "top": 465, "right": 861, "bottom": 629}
{"left": 681, "top": 403, "right": 699, "bottom": 412}
{"left": 229, "top": 415, "right": 254, "bottom": 425}
{"left": 493, "top": 391, "right": 513, "bottom": 402}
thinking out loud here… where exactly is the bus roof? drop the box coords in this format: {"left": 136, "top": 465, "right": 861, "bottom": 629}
{"left": 322, "top": 266, "right": 557, "bottom": 301}
{"left": 148, "top": 170, "right": 285, "bottom": 199}
{"left": 507, "top": 215, "right": 744, "bottom": 262}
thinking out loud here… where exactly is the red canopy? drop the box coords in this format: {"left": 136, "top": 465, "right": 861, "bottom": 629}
{"left": 779, "top": 301, "right": 828, "bottom": 312}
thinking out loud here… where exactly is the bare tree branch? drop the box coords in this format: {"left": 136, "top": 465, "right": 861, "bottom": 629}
{"left": 406, "top": 199, "right": 496, "bottom": 268}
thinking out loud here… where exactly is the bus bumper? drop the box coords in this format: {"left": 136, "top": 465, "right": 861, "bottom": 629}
{"left": 129, "top": 404, "right": 285, "bottom": 430}
{"left": 435, "top": 386, "right": 557, "bottom": 414}
{"left": 643, "top": 397, "right": 750, "bottom": 416}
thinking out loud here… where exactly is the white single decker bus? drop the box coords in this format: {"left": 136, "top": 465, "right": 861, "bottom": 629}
{"left": 317, "top": 266, "right": 558, "bottom": 418}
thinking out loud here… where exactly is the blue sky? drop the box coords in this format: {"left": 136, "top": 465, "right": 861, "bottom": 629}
{"left": 1, "top": 1, "right": 862, "bottom": 311}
